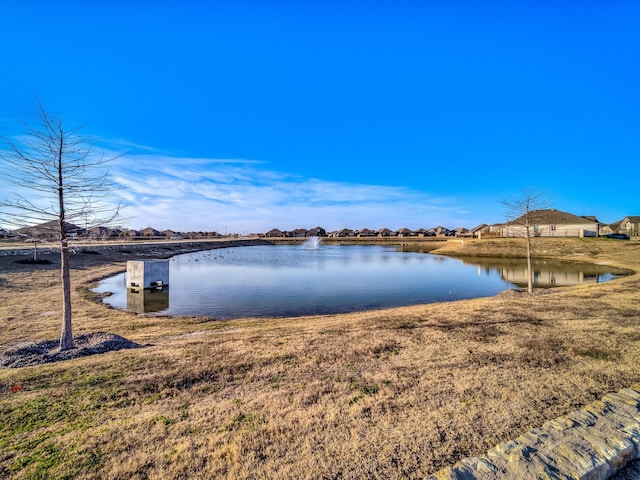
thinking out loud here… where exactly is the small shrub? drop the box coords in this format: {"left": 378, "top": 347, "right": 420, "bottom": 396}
{"left": 574, "top": 348, "right": 620, "bottom": 362}
{"left": 358, "top": 383, "right": 379, "bottom": 395}
{"left": 150, "top": 415, "right": 176, "bottom": 426}
{"left": 278, "top": 353, "right": 298, "bottom": 366}
{"left": 369, "top": 341, "right": 402, "bottom": 358}
{"left": 349, "top": 383, "right": 380, "bottom": 404}
{"left": 395, "top": 322, "right": 418, "bottom": 330}
{"left": 228, "top": 412, "right": 266, "bottom": 430}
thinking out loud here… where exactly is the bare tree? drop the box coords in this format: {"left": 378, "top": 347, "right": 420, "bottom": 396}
{"left": 0, "top": 103, "right": 120, "bottom": 350}
{"left": 501, "top": 190, "right": 549, "bottom": 294}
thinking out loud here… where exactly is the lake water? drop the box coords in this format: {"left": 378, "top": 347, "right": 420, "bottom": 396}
{"left": 94, "top": 244, "right": 625, "bottom": 319}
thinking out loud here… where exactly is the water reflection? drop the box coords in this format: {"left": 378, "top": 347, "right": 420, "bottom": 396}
{"left": 127, "top": 286, "right": 170, "bottom": 313}
{"left": 458, "top": 257, "right": 627, "bottom": 288}
{"left": 94, "top": 245, "right": 627, "bottom": 319}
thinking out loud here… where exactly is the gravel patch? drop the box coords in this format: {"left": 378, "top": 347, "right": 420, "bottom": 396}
{"left": 0, "top": 332, "right": 142, "bottom": 368}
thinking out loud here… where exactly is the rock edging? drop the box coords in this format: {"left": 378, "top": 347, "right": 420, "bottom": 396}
{"left": 429, "top": 385, "right": 640, "bottom": 480}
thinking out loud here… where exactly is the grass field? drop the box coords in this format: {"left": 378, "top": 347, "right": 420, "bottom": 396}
{"left": 1, "top": 237, "right": 639, "bottom": 479}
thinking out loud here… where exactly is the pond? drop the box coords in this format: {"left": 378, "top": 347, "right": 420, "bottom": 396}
{"left": 94, "top": 243, "right": 627, "bottom": 319}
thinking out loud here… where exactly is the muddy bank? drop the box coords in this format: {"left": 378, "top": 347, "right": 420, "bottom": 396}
{"left": 0, "top": 238, "right": 274, "bottom": 273}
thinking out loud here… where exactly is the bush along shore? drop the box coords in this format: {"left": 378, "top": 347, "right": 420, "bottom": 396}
{"left": 0, "top": 237, "right": 639, "bottom": 479}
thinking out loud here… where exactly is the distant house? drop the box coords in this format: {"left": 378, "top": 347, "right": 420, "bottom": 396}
{"left": 610, "top": 216, "right": 640, "bottom": 237}
{"left": 397, "top": 227, "right": 417, "bottom": 237}
{"left": 414, "top": 228, "right": 435, "bottom": 237}
{"left": 430, "top": 226, "right": 454, "bottom": 237}
{"left": 290, "top": 228, "right": 309, "bottom": 238}
{"left": 489, "top": 224, "right": 504, "bottom": 236}
{"left": 356, "top": 228, "right": 375, "bottom": 237}
{"left": 15, "top": 220, "right": 84, "bottom": 240}
{"left": 454, "top": 227, "right": 469, "bottom": 237}
{"left": 121, "top": 229, "right": 140, "bottom": 239}
{"left": 577, "top": 216, "right": 604, "bottom": 235}
{"left": 265, "top": 228, "right": 285, "bottom": 238}
{"left": 376, "top": 228, "right": 395, "bottom": 237}
{"left": 162, "top": 229, "right": 183, "bottom": 239}
{"left": 501, "top": 209, "right": 599, "bottom": 238}
{"left": 333, "top": 228, "right": 355, "bottom": 238}
{"left": 469, "top": 224, "right": 489, "bottom": 238}
{"left": 140, "top": 227, "right": 166, "bottom": 237}
{"left": 308, "top": 226, "right": 327, "bottom": 237}
{"left": 87, "top": 226, "right": 119, "bottom": 240}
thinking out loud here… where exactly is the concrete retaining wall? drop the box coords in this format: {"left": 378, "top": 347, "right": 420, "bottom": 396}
{"left": 429, "top": 386, "right": 640, "bottom": 480}
{"left": 0, "top": 240, "right": 264, "bottom": 257}
{"left": 0, "top": 241, "right": 196, "bottom": 256}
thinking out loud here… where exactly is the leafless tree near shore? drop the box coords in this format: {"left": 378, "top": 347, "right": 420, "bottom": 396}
{"left": 501, "top": 190, "right": 549, "bottom": 294}
{"left": 0, "top": 102, "right": 121, "bottom": 350}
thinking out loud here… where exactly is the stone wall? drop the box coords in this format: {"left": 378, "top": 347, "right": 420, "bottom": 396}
{"left": 429, "top": 386, "right": 640, "bottom": 480}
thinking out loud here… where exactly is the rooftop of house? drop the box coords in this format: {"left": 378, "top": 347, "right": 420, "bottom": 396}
{"left": 506, "top": 209, "right": 600, "bottom": 226}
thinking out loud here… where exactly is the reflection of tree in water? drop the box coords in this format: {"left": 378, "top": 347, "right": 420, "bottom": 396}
{"left": 460, "top": 257, "right": 628, "bottom": 288}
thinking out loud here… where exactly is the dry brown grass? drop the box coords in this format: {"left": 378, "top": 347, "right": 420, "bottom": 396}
{"left": 1, "top": 237, "right": 639, "bottom": 479}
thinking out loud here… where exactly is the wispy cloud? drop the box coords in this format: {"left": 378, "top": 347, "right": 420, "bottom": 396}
{"left": 108, "top": 151, "right": 468, "bottom": 233}
{"left": 1, "top": 132, "right": 471, "bottom": 233}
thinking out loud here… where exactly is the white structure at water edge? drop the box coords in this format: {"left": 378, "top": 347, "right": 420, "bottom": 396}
{"left": 127, "top": 260, "right": 169, "bottom": 289}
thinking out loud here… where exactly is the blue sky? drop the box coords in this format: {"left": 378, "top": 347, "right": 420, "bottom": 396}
{"left": 1, "top": 1, "right": 638, "bottom": 233}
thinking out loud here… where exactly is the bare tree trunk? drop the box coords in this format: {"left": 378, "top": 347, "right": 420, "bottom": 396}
{"left": 57, "top": 131, "right": 74, "bottom": 351}
{"left": 525, "top": 226, "right": 533, "bottom": 294}
{"left": 60, "top": 237, "right": 73, "bottom": 350}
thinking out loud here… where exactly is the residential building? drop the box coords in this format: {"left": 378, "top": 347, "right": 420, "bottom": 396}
{"left": 500, "top": 209, "right": 599, "bottom": 238}
{"left": 610, "top": 216, "right": 640, "bottom": 237}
